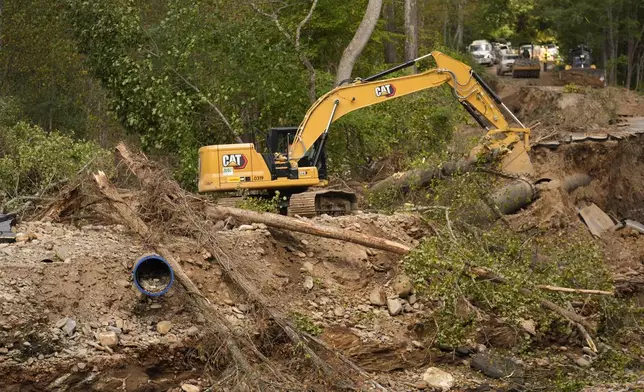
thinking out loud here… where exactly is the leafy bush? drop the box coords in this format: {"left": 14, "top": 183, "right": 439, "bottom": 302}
{"left": 0, "top": 121, "right": 111, "bottom": 209}
{"left": 404, "top": 225, "right": 615, "bottom": 347}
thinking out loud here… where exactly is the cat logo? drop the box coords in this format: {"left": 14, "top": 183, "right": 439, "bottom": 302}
{"left": 374, "top": 84, "right": 396, "bottom": 97}
{"left": 222, "top": 154, "right": 248, "bottom": 170}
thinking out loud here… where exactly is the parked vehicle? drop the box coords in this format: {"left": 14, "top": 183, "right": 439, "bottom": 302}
{"left": 545, "top": 43, "right": 559, "bottom": 58}
{"left": 468, "top": 40, "right": 493, "bottom": 66}
{"left": 493, "top": 44, "right": 511, "bottom": 64}
{"left": 497, "top": 53, "right": 520, "bottom": 75}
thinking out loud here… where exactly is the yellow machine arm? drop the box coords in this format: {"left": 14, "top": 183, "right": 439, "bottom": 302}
{"left": 288, "top": 51, "right": 531, "bottom": 172}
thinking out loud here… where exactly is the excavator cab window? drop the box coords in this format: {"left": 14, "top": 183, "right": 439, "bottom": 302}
{"left": 264, "top": 127, "right": 327, "bottom": 180}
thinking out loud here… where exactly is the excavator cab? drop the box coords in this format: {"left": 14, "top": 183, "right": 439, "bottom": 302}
{"left": 264, "top": 127, "right": 328, "bottom": 180}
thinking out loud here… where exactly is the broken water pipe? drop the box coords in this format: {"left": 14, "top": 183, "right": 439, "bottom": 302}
{"left": 133, "top": 254, "right": 175, "bottom": 296}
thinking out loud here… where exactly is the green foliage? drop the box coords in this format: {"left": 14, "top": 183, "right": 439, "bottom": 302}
{"left": 404, "top": 221, "right": 614, "bottom": 347}
{"left": 291, "top": 312, "right": 323, "bottom": 336}
{"left": 236, "top": 192, "right": 284, "bottom": 214}
{"left": 563, "top": 82, "right": 582, "bottom": 93}
{"left": 0, "top": 119, "right": 111, "bottom": 210}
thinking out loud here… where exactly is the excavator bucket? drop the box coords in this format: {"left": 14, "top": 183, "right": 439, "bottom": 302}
{"left": 501, "top": 142, "right": 535, "bottom": 176}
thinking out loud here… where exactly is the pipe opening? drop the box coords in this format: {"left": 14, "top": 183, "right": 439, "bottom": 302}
{"left": 133, "top": 254, "right": 174, "bottom": 297}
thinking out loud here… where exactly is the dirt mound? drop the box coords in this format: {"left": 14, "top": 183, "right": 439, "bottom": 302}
{"left": 533, "top": 137, "right": 644, "bottom": 222}
{"left": 505, "top": 86, "right": 616, "bottom": 131}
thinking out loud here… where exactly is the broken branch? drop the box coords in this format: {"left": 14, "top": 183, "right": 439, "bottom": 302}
{"left": 535, "top": 285, "right": 614, "bottom": 296}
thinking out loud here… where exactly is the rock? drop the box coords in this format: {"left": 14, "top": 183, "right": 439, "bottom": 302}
{"left": 408, "top": 293, "right": 418, "bottom": 305}
{"left": 392, "top": 274, "right": 413, "bottom": 298}
{"left": 357, "top": 304, "right": 370, "bottom": 312}
{"left": 150, "top": 304, "right": 162, "bottom": 309}
{"left": 77, "top": 362, "right": 86, "bottom": 370}
{"left": 582, "top": 347, "right": 597, "bottom": 356}
{"left": 304, "top": 276, "right": 314, "bottom": 290}
{"left": 98, "top": 331, "right": 118, "bottom": 347}
{"left": 519, "top": 318, "right": 536, "bottom": 336}
{"left": 471, "top": 354, "right": 524, "bottom": 383}
{"left": 416, "top": 380, "right": 428, "bottom": 390}
{"left": 534, "top": 358, "right": 549, "bottom": 367}
{"left": 237, "top": 304, "right": 250, "bottom": 312}
{"left": 186, "top": 326, "right": 199, "bottom": 336}
{"left": 333, "top": 306, "right": 344, "bottom": 317}
{"left": 411, "top": 340, "right": 424, "bottom": 349}
{"left": 386, "top": 298, "right": 402, "bottom": 316}
{"left": 54, "top": 247, "right": 71, "bottom": 262}
{"left": 575, "top": 356, "right": 591, "bottom": 367}
{"left": 213, "top": 220, "right": 225, "bottom": 231}
{"left": 422, "top": 367, "right": 455, "bottom": 391}
{"left": 157, "top": 321, "right": 172, "bottom": 335}
{"left": 107, "top": 326, "right": 122, "bottom": 335}
{"left": 455, "top": 347, "right": 471, "bottom": 357}
{"left": 165, "top": 333, "right": 179, "bottom": 343}
{"left": 55, "top": 317, "right": 69, "bottom": 329}
{"left": 295, "top": 251, "right": 307, "bottom": 258}
{"left": 475, "top": 344, "right": 486, "bottom": 353}
{"left": 301, "top": 261, "right": 314, "bottom": 273}
{"left": 301, "top": 239, "right": 310, "bottom": 246}
{"left": 62, "top": 319, "right": 77, "bottom": 337}
{"left": 116, "top": 279, "right": 130, "bottom": 288}
{"left": 366, "top": 248, "right": 377, "bottom": 257}
{"left": 0, "top": 348, "right": 8, "bottom": 354}
{"left": 369, "top": 288, "right": 386, "bottom": 306}
{"left": 181, "top": 384, "right": 201, "bottom": 392}
{"left": 238, "top": 224, "right": 254, "bottom": 231}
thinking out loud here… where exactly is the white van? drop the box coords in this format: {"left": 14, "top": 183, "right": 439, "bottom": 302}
{"left": 469, "top": 40, "right": 493, "bottom": 66}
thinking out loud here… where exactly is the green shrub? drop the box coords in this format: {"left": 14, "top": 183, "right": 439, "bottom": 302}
{"left": 0, "top": 121, "right": 111, "bottom": 209}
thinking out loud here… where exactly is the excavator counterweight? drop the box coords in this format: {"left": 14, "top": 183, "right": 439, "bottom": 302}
{"left": 198, "top": 51, "right": 533, "bottom": 216}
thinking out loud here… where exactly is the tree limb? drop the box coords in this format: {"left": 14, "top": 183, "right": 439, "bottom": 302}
{"left": 535, "top": 285, "right": 614, "bottom": 296}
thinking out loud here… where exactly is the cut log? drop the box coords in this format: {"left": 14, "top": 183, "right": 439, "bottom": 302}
{"left": 206, "top": 206, "right": 410, "bottom": 255}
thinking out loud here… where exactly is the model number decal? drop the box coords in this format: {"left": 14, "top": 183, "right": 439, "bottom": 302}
{"left": 253, "top": 175, "right": 264, "bottom": 181}
{"left": 375, "top": 84, "right": 396, "bottom": 97}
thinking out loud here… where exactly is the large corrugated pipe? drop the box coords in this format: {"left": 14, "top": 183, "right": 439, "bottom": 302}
{"left": 132, "top": 254, "right": 175, "bottom": 297}
{"left": 472, "top": 173, "right": 591, "bottom": 223}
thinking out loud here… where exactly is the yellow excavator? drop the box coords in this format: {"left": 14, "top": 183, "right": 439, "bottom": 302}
{"left": 198, "top": 51, "right": 533, "bottom": 216}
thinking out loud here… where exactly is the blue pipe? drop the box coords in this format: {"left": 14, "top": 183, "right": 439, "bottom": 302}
{"left": 132, "top": 254, "right": 175, "bottom": 297}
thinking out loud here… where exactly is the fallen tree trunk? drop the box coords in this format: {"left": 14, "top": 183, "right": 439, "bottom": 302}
{"left": 206, "top": 206, "right": 411, "bottom": 255}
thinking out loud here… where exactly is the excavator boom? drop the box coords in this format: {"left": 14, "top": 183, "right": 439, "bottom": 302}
{"left": 288, "top": 51, "right": 532, "bottom": 175}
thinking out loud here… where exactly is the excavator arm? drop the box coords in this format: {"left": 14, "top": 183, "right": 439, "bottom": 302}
{"left": 288, "top": 51, "right": 532, "bottom": 175}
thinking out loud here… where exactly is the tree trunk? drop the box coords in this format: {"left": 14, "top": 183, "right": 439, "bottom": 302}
{"left": 383, "top": 0, "right": 397, "bottom": 64}
{"left": 443, "top": 5, "right": 449, "bottom": 47}
{"left": 335, "top": 0, "right": 383, "bottom": 85}
{"left": 206, "top": 206, "right": 411, "bottom": 255}
{"left": 627, "top": 38, "right": 635, "bottom": 89}
{"left": 404, "top": 0, "right": 418, "bottom": 72}
{"left": 637, "top": 51, "right": 644, "bottom": 90}
{"left": 453, "top": 0, "right": 465, "bottom": 51}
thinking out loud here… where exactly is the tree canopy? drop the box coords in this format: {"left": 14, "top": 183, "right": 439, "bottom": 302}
{"left": 0, "top": 0, "right": 643, "bottom": 187}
